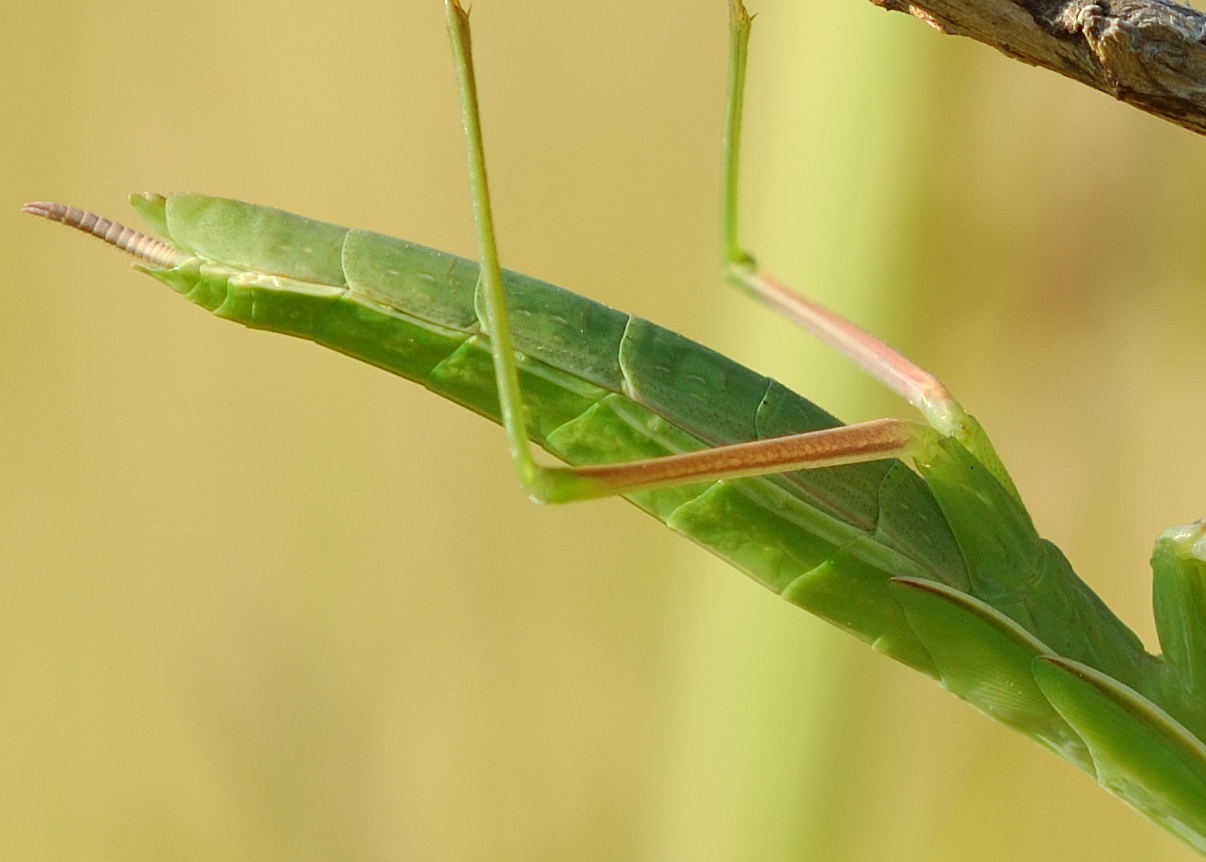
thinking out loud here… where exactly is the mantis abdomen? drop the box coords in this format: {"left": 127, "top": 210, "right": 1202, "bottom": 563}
{"left": 135, "top": 192, "right": 970, "bottom": 622}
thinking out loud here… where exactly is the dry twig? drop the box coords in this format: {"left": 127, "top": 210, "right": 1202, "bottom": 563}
{"left": 871, "top": 0, "right": 1206, "bottom": 133}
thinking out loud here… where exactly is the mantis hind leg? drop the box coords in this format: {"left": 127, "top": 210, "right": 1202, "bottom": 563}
{"left": 444, "top": 0, "right": 933, "bottom": 504}
{"left": 718, "top": 1, "right": 1021, "bottom": 500}
{"left": 720, "top": 1, "right": 961, "bottom": 431}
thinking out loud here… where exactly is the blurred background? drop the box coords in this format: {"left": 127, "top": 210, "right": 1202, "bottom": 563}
{"left": 4, "top": 0, "right": 1206, "bottom": 859}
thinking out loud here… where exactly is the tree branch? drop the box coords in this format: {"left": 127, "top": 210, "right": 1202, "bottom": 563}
{"left": 870, "top": 0, "right": 1206, "bottom": 134}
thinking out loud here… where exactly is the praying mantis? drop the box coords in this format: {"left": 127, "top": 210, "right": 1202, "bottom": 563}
{"left": 21, "top": 0, "right": 1206, "bottom": 855}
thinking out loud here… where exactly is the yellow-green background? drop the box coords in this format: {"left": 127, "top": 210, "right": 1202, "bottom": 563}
{"left": 4, "top": 1, "right": 1206, "bottom": 859}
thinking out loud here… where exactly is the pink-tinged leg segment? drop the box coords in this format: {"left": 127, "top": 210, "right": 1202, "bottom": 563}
{"left": 540, "top": 418, "right": 931, "bottom": 503}
{"left": 728, "top": 265, "right": 966, "bottom": 436}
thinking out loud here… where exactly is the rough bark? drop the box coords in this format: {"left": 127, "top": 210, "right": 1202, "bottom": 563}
{"left": 871, "top": 0, "right": 1206, "bottom": 134}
